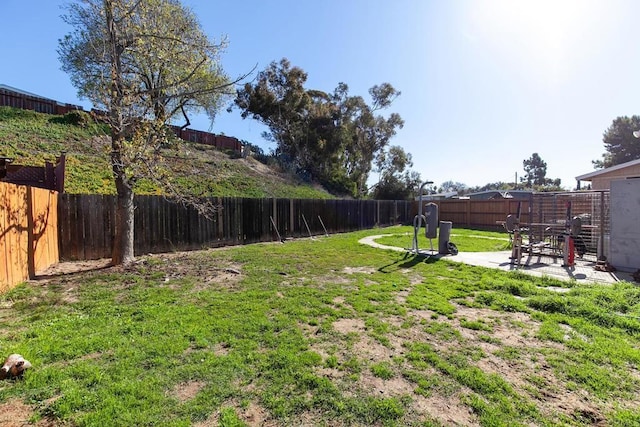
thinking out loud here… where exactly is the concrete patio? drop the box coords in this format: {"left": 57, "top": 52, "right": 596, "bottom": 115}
{"left": 359, "top": 235, "right": 635, "bottom": 285}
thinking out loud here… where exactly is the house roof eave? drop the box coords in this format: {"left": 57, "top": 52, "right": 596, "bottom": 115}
{"left": 575, "top": 158, "right": 640, "bottom": 181}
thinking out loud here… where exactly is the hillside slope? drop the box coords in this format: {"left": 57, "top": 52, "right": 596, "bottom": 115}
{"left": 0, "top": 107, "right": 333, "bottom": 199}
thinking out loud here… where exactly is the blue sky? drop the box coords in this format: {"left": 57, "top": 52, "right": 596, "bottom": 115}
{"left": 2, "top": 0, "right": 638, "bottom": 190}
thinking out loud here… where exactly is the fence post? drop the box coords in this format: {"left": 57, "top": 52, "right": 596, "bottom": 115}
{"left": 272, "top": 198, "right": 277, "bottom": 228}
{"left": 26, "top": 188, "right": 35, "bottom": 279}
{"left": 599, "top": 191, "right": 605, "bottom": 259}
{"left": 290, "top": 199, "right": 295, "bottom": 237}
{"left": 394, "top": 201, "right": 398, "bottom": 225}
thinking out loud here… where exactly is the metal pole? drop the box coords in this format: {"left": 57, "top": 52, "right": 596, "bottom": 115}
{"left": 301, "top": 213, "right": 313, "bottom": 239}
{"left": 413, "top": 181, "right": 433, "bottom": 255}
{"left": 270, "top": 216, "right": 282, "bottom": 242}
{"left": 318, "top": 215, "right": 329, "bottom": 237}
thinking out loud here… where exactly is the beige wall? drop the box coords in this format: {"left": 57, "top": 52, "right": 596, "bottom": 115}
{"left": 610, "top": 179, "right": 640, "bottom": 272}
{"left": 588, "top": 163, "right": 640, "bottom": 190}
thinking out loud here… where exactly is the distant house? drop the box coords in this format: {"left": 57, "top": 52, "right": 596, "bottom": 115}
{"left": 575, "top": 158, "right": 640, "bottom": 190}
{"left": 415, "top": 191, "right": 458, "bottom": 201}
{"left": 504, "top": 190, "right": 535, "bottom": 200}
{"left": 466, "top": 190, "right": 533, "bottom": 200}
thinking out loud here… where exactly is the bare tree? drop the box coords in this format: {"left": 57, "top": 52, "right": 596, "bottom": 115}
{"left": 59, "top": 0, "right": 246, "bottom": 264}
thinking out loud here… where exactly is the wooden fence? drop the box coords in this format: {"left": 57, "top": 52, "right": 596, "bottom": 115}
{"left": 428, "top": 192, "right": 607, "bottom": 232}
{"left": 58, "top": 195, "right": 413, "bottom": 260}
{"left": 0, "top": 182, "right": 59, "bottom": 291}
{"left": 57, "top": 195, "right": 540, "bottom": 262}
{"left": 428, "top": 199, "right": 531, "bottom": 230}
{"left": 0, "top": 189, "right": 609, "bottom": 286}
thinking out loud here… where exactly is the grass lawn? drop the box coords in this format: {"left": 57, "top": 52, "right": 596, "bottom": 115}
{"left": 372, "top": 226, "right": 511, "bottom": 252}
{"left": 1, "top": 226, "right": 639, "bottom": 426}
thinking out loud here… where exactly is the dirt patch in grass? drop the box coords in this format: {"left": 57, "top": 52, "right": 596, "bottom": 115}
{"left": 443, "top": 305, "right": 622, "bottom": 423}
{"left": 358, "top": 370, "right": 414, "bottom": 396}
{"left": 319, "top": 311, "right": 482, "bottom": 425}
{"left": 35, "top": 249, "right": 243, "bottom": 284}
{"left": 316, "top": 366, "right": 348, "bottom": 380}
{"left": 0, "top": 399, "right": 33, "bottom": 427}
{"left": 35, "top": 258, "right": 113, "bottom": 279}
{"left": 170, "top": 380, "right": 206, "bottom": 403}
{"left": 233, "top": 402, "right": 271, "bottom": 426}
{"left": 135, "top": 252, "right": 243, "bottom": 286}
{"left": 0, "top": 399, "right": 56, "bottom": 426}
{"left": 315, "top": 300, "right": 636, "bottom": 425}
{"left": 332, "top": 318, "right": 365, "bottom": 334}
{"left": 342, "top": 266, "right": 376, "bottom": 275}
{"left": 352, "top": 336, "right": 399, "bottom": 361}
{"left": 194, "top": 400, "right": 272, "bottom": 427}
{"left": 316, "top": 271, "right": 355, "bottom": 286}
{"left": 413, "top": 394, "right": 477, "bottom": 426}
{"left": 400, "top": 269, "right": 425, "bottom": 285}
{"left": 410, "top": 309, "right": 438, "bottom": 322}
{"left": 453, "top": 305, "right": 548, "bottom": 348}
{"left": 395, "top": 290, "right": 409, "bottom": 305}
{"left": 332, "top": 296, "right": 346, "bottom": 306}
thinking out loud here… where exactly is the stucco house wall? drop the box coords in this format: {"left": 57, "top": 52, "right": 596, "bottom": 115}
{"left": 610, "top": 179, "right": 640, "bottom": 272}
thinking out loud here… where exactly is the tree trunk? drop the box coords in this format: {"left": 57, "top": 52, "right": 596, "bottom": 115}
{"left": 112, "top": 187, "right": 135, "bottom": 265}
{"left": 105, "top": 0, "right": 135, "bottom": 266}
{"left": 111, "top": 150, "right": 135, "bottom": 266}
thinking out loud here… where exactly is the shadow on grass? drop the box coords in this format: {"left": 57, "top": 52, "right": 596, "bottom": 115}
{"left": 378, "top": 251, "right": 441, "bottom": 273}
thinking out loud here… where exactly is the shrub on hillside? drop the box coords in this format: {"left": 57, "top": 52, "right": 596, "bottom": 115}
{"left": 49, "top": 110, "right": 94, "bottom": 127}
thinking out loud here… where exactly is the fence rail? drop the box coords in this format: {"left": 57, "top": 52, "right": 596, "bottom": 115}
{"left": 0, "top": 183, "right": 58, "bottom": 291}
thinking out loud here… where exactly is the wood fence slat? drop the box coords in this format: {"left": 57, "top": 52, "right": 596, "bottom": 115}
{"left": 1, "top": 183, "right": 58, "bottom": 291}
{"left": 30, "top": 188, "right": 59, "bottom": 273}
{"left": 103, "top": 195, "right": 114, "bottom": 258}
{"left": 86, "top": 195, "right": 98, "bottom": 260}
{"left": 89, "top": 194, "right": 103, "bottom": 259}
{"left": 68, "top": 195, "right": 79, "bottom": 260}
{"left": 148, "top": 196, "right": 157, "bottom": 252}
{"left": 151, "top": 197, "right": 160, "bottom": 252}
{"left": 137, "top": 196, "right": 149, "bottom": 255}
{"left": 14, "top": 186, "right": 28, "bottom": 284}
{"left": 58, "top": 193, "right": 69, "bottom": 260}
{"left": 0, "top": 183, "right": 10, "bottom": 291}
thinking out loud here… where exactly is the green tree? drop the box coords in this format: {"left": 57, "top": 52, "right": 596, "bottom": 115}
{"left": 332, "top": 82, "right": 404, "bottom": 196}
{"left": 234, "top": 58, "right": 403, "bottom": 197}
{"left": 372, "top": 146, "right": 421, "bottom": 200}
{"left": 59, "top": 0, "right": 234, "bottom": 265}
{"left": 520, "top": 153, "right": 564, "bottom": 190}
{"left": 467, "top": 182, "right": 512, "bottom": 193}
{"left": 439, "top": 180, "right": 468, "bottom": 195}
{"left": 593, "top": 115, "right": 640, "bottom": 169}
{"left": 522, "top": 153, "right": 548, "bottom": 187}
